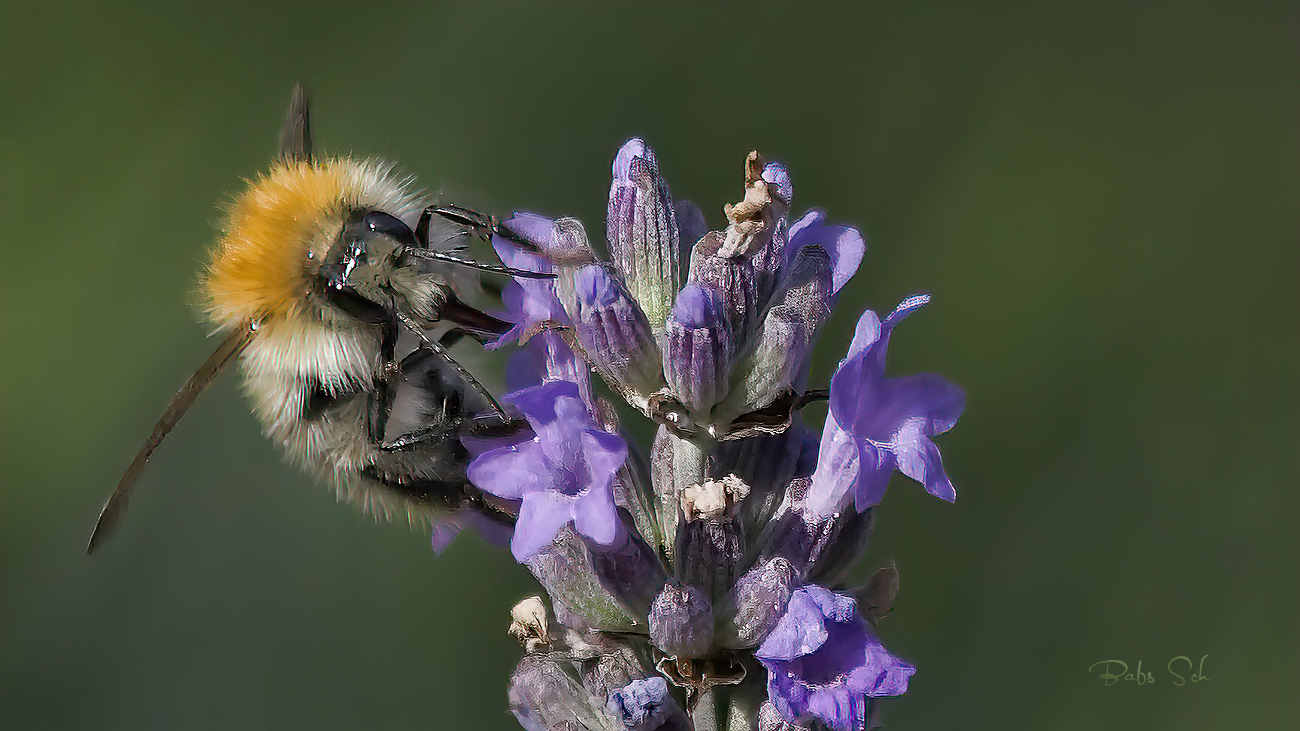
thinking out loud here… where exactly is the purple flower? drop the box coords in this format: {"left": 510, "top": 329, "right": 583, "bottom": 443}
{"left": 466, "top": 380, "right": 628, "bottom": 561}
{"left": 606, "top": 676, "right": 684, "bottom": 730}
{"left": 806, "top": 294, "right": 965, "bottom": 516}
{"left": 785, "top": 210, "right": 865, "bottom": 295}
{"left": 488, "top": 213, "right": 569, "bottom": 350}
{"left": 428, "top": 510, "right": 514, "bottom": 556}
{"left": 756, "top": 585, "right": 914, "bottom": 731}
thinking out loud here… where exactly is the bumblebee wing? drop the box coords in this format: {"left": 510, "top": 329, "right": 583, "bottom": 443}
{"left": 86, "top": 325, "right": 256, "bottom": 554}
{"left": 278, "top": 82, "right": 312, "bottom": 163}
{"left": 379, "top": 346, "right": 508, "bottom": 450}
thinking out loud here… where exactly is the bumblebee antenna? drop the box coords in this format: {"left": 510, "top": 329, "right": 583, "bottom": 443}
{"left": 278, "top": 82, "right": 312, "bottom": 163}
{"left": 86, "top": 324, "right": 257, "bottom": 555}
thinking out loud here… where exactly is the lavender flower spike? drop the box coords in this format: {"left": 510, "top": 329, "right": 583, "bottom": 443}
{"left": 756, "top": 585, "right": 914, "bottom": 731}
{"left": 467, "top": 141, "right": 963, "bottom": 731}
{"left": 806, "top": 295, "right": 966, "bottom": 516}
{"left": 467, "top": 380, "right": 628, "bottom": 561}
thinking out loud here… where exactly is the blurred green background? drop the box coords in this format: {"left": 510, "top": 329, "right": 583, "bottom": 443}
{"left": 2, "top": 3, "right": 1296, "bottom": 729}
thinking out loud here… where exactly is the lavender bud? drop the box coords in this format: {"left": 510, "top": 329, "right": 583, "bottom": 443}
{"left": 543, "top": 216, "right": 600, "bottom": 266}
{"left": 678, "top": 512, "right": 745, "bottom": 602}
{"left": 719, "top": 245, "right": 832, "bottom": 420}
{"left": 751, "top": 489, "right": 876, "bottom": 581}
{"left": 673, "top": 200, "right": 709, "bottom": 254}
{"left": 581, "top": 643, "right": 645, "bottom": 701}
{"left": 717, "top": 556, "right": 798, "bottom": 648}
{"left": 710, "top": 423, "right": 812, "bottom": 536}
{"left": 588, "top": 521, "right": 668, "bottom": 619}
{"left": 761, "top": 161, "right": 793, "bottom": 204}
{"left": 663, "top": 282, "right": 733, "bottom": 413}
{"left": 562, "top": 264, "right": 663, "bottom": 396}
{"left": 526, "top": 527, "right": 639, "bottom": 633}
{"left": 605, "top": 676, "right": 688, "bottom": 731}
{"left": 758, "top": 700, "right": 813, "bottom": 731}
{"left": 510, "top": 655, "right": 622, "bottom": 731}
{"left": 688, "top": 231, "right": 762, "bottom": 344}
{"left": 649, "top": 427, "right": 708, "bottom": 562}
{"left": 648, "top": 583, "right": 714, "bottom": 658}
{"left": 608, "top": 138, "right": 681, "bottom": 337}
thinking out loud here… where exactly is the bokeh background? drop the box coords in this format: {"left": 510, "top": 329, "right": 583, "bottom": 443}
{"left": 2, "top": 3, "right": 1296, "bottom": 729}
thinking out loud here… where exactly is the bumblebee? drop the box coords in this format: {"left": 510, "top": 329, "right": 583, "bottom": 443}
{"left": 87, "top": 85, "right": 542, "bottom": 553}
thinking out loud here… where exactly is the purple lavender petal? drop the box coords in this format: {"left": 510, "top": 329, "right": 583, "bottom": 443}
{"left": 429, "top": 511, "right": 514, "bottom": 556}
{"left": 572, "top": 488, "right": 620, "bottom": 547}
{"left": 892, "top": 416, "right": 958, "bottom": 503}
{"left": 582, "top": 430, "right": 630, "bottom": 497}
{"left": 466, "top": 380, "right": 629, "bottom": 561}
{"left": 852, "top": 441, "right": 894, "bottom": 514}
{"left": 465, "top": 441, "right": 546, "bottom": 500}
{"left": 512, "top": 490, "right": 577, "bottom": 561}
{"left": 507, "top": 380, "right": 580, "bottom": 426}
{"left": 534, "top": 399, "right": 589, "bottom": 475}
{"left": 757, "top": 586, "right": 914, "bottom": 730}
{"left": 487, "top": 214, "right": 568, "bottom": 350}
{"left": 497, "top": 212, "right": 558, "bottom": 260}
{"left": 762, "top": 161, "right": 793, "bottom": 203}
{"left": 845, "top": 637, "right": 916, "bottom": 697}
{"left": 804, "top": 412, "right": 860, "bottom": 517}
{"left": 801, "top": 584, "right": 857, "bottom": 623}
{"left": 821, "top": 298, "right": 965, "bottom": 510}
{"left": 787, "top": 210, "right": 865, "bottom": 294}
{"left": 505, "top": 332, "right": 595, "bottom": 408}
{"left": 803, "top": 689, "right": 858, "bottom": 731}
{"left": 429, "top": 519, "right": 462, "bottom": 556}
{"left": 756, "top": 589, "right": 829, "bottom": 661}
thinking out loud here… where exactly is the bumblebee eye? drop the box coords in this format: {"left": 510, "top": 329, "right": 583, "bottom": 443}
{"left": 355, "top": 210, "right": 417, "bottom": 247}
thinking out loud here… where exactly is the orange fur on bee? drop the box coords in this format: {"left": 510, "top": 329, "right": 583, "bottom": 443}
{"left": 202, "top": 158, "right": 424, "bottom": 330}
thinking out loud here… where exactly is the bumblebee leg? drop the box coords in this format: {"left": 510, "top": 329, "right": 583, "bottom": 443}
{"left": 420, "top": 203, "right": 535, "bottom": 249}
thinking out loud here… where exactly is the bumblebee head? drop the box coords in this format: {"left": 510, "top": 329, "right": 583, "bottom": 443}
{"left": 202, "top": 157, "right": 429, "bottom": 334}
{"left": 312, "top": 207, "right": 457, "bottom": 329}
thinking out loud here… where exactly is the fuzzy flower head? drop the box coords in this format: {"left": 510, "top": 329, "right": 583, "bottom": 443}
{"left": 755, "top": 585, "right": 915, "bottom": 731}
{"left": 466, "top": 380, "right": 627, "bottom": 561}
